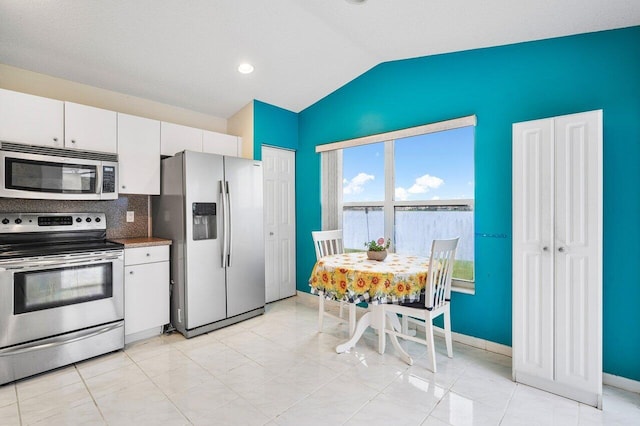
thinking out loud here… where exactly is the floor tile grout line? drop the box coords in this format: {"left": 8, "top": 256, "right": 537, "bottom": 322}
{"left": 497, "top": 376, "right": 519, "bottom": 425}
{"left": 74, "top": 364, "right": 109, "bottom": 426}
{"left": 13, "top": 383, "right": 23, "bottom": 426}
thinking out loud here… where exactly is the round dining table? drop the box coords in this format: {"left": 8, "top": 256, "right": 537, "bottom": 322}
{"left": 309, "top": 252, "right": 431, "bottom": 361}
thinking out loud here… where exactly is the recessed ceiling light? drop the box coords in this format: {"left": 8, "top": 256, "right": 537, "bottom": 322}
{"left": 238, "top": 63, "right": 254, "bottom": 74}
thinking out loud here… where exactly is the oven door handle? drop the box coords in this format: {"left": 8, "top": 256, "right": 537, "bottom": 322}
{"left": 0, "top": 322, "right": 123, "bottom": 357}
{"left": 0, "top": 253, "right": 123, "bottom": 271}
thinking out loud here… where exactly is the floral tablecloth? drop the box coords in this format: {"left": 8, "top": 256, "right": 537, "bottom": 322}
{"left": 309, "top": 252, "right": 430, "bottom": 304}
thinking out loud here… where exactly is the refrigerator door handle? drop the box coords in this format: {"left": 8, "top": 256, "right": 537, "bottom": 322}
{"left": 220, "top": 180, "right": 228, "bottom": 268}
{"left": 226, "top": 180, "right": 233, "bottom": 267}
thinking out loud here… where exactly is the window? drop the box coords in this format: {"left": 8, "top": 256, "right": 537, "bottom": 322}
{"left": 321, "top": 117, "right": 475, "bottom": 291}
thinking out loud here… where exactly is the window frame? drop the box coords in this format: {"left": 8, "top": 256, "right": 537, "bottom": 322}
{"left": 320, "top": 116, "right": 476, "bottom": 294}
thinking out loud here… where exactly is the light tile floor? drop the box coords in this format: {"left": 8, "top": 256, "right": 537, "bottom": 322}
{"left": 1, "top": 296, "right": 639, "bottom": 425}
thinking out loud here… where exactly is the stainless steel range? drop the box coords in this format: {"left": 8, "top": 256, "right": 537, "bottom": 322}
{"left": 0, "top": 213, "right": 124, "bottom": 385}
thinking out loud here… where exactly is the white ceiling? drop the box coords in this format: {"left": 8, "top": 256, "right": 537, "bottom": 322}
{"left": 1, "top": 0, "right": 639, "bottom": 119}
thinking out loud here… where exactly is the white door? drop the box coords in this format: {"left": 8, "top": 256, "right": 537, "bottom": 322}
{"left": 512, "top": 118, "right": 555, "bottom": 381}
{"left": 553, "top": 111, "right": 602, "bottom": 398}
{"left": 117, "top": 113, "right": 161, "bottom": 195}
{"left": 513, "top": 110, "right": 602, "bottom": 408}
{"left": 263, "top": 146, "right": 296, "bottom": 303}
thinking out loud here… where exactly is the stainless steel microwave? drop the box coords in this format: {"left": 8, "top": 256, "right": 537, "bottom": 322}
{"left": 0, "top": 141, "right": 118, "bottom": 200}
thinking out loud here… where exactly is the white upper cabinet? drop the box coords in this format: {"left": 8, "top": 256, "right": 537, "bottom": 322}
{"left": 117, "top": 113, "right": 161, "bottom": 195}
{"left": 0, "top": 88, "right": 64, "bottom": 147}
{"left": 202, "top": 130, "right": 240, "bottom": 157}
{"left": 160, "top": 122, "right": 202, "bottom": 156}
{"left": 64, "top": 102, "right": 117, "bottom": 153}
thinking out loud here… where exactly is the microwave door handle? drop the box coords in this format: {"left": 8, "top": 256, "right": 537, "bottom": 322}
{"left": 96, "top": 164, "right": 103, "bottom": 196}
{"left": 220, "top": 180, "right": 227, "bottom": 268}
{"left": 226, "top": 181, "right": 232, "bottom": 267}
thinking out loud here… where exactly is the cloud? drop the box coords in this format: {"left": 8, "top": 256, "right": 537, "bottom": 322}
{"left": 408, "top": 174, "right": 444, "bottom": 194}
{"left": 343, "top": 172, "right": 374, "bottom": 195}
{"left": 395, "top": 173, "right": 444, "bottom": 201}
{"left": 395, "top": 187, "right": 409, "bottom": 201}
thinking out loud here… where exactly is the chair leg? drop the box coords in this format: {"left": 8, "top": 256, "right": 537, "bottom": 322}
{"left": 348, "top": 304, "right": 356, "bottom": 337}
{"left": 318, "top": 296, "right": 324, "bottom": 332}
{"left": 426, "top": 317, "right": 437, "bottom": 373}
{"left": 444, "top": 307, "right": 453, "bottom": 358}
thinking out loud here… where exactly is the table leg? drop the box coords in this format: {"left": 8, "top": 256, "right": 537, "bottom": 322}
{"left": 348, "top": 303, "right": 356, "bottom": 337}
{"left": 336, "top": 311, "right": 371, "bottom": 353}
{"left": 385, "top": 315, "right": 413, "bottom": 365}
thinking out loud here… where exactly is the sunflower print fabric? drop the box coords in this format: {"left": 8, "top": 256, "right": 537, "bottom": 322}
{"left": 309, "top": 252, "right": 430, "bottom": 304}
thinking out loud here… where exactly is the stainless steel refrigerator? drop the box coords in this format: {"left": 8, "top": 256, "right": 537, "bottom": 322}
{"left": 152, "top": 150, "right": 265, "bottom": 338}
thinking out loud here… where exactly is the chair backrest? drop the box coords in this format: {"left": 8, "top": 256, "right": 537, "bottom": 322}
{"left": 311, "top": 230, "right": 344, "bottom": 260}
{"left": 426, "top": 238, "right": 459, "bottom": 310}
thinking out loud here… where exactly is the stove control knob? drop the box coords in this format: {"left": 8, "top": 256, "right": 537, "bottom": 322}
{"left": 95, "top": 217, "right": 101, "bottom": 223}
{"left": 14, "top": 218, "right": 22, "bottom": 224}
{"left": 76, "top": 217, "right": 82, "bottom": 223}
{"left": 86, "top": 217, "right": 92, "bottom": 223}
{"left": 1, "top": 218, "right": 9, "bottom": 225}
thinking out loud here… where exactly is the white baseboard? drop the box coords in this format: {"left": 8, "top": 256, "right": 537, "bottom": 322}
{"left": 296, "top": 290, "right": 512, "bottom": 356}
{"left": 296, "top": 292, "right": 640, "bottom": 394}
{"left": 450, "top": 330, "right": 513, "bottom": 357}
{"left": 603, "top": 373, "right": 640, "bottom": 394}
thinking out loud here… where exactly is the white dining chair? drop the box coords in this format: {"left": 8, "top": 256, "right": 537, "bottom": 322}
{"left": 378, "top": 237, "right": 459, "bottom": 372}
{"left": 311, "top": 230, "right": 356, "bottom": 336}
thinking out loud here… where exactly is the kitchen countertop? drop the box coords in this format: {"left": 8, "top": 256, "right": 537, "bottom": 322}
{"left": 109, "top": 237, "right": 172, "bottom": 248}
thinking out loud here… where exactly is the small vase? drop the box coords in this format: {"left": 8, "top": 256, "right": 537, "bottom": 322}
{"left": 367, "top": 250, "right": 387, "bottom": 261}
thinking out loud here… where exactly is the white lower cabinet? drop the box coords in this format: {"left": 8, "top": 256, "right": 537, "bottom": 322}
{"left": 124, "top": 245, "right": 170, "bottom": 343}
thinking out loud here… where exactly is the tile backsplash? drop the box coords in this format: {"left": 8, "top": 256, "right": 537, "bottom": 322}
{"left": 0, "top": 195, "right": 149, "bottom": 239}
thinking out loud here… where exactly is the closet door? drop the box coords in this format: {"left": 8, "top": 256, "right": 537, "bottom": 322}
{"left": 553, "top": 111, "right": 602, "bottom": 402}
{"left": 512, "top": 118, "right": 555, "bottom": 381}
{"left": 513, "top": 110, "right": 602, "bottom": 408}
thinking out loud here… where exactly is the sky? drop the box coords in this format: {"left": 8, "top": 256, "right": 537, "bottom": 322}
{"left": 342, "top": 126, "right": 475, "bottom": 202}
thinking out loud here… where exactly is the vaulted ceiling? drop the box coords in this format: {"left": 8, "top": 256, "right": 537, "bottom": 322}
{"left": 1, "top": 0, "right": 638, "bottom": 119}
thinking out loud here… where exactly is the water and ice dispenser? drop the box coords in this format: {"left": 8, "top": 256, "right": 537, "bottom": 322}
{"left": 192, "top": 203, "right": 216, "bottom": 240}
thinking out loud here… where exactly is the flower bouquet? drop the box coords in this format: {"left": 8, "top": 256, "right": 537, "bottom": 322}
{"left": 364, "top": 237, "right": 390, "bottom": 261}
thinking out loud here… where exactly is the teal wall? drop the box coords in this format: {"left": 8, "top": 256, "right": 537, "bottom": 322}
{"left": 291, "top": 26, "right": 640, "bottom": 381}
{"left": 253, "top": 99, "right": 298, "bottom": 159}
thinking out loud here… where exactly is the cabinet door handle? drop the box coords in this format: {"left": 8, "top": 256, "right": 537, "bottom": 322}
{"left": 122, "top": 185, "right": 126, "bottom": 189}
{"left": 53, "top": 137, "right": 58, "bottom": 142}
{"left": 542, "top": 246, "right": 549, "bottom": 252}
{"left": 129, "top": 271, "right": 134, "bottom": 275}
{"left": 558, "top": 247, "right": 565, "bottom": 253}
{"left": 71, "top": 139, "right": 76, "bottom": 144}
{"left": 146, "top": 253, "right": 150, "bottom": 257}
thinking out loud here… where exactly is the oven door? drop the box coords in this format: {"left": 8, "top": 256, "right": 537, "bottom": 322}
{"left": 0, "top": 250, "right": 124, "bottom": 348}
{"left": 0, "top": 150, "right": 105, "bottom": 200}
